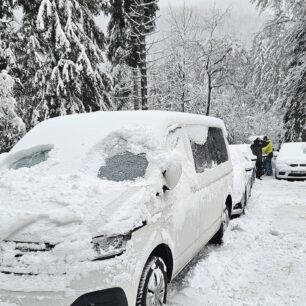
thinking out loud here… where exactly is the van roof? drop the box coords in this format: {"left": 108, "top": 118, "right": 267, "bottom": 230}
{"left": 12, "top": 110, "right": 226, "bottom": 153}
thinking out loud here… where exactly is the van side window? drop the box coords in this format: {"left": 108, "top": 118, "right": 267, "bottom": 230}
{"left": 187, "top": 126, "right": 228, "bottom": 173}
{"left": 187, "top": 125, "right": 211, "bottom": 173}
{"left": 208, "top": 127, "right": 228, "bottom": 164}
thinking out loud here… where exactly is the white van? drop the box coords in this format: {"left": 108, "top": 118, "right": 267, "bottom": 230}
{"left": 0, "top": 111, "right": 233, "bottom": 306}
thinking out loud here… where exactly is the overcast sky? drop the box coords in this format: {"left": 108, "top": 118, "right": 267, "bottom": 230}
{"left": 96, "top": 0, "right": 266, "bottom": 47}
{"left": 158, "top": 0, "right": 266, "bottom": 46}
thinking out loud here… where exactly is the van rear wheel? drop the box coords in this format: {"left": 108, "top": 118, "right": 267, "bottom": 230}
{"left": 210, "top": 205, "right": 230, "bottom": 245}
{"left": 136, "top": 256, "right": 167, "bottom": 306}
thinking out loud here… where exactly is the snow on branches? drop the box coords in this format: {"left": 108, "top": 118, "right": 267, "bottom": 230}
{"left": 0, "top": 70, "right": 25, "bottom": 153}
{"left": 16, "top": 0, "right": 113, "bottom": 128}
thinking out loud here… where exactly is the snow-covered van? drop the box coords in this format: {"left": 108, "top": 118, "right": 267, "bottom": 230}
{"left": 0, "top": 111, "right": 233, "bottom": 306}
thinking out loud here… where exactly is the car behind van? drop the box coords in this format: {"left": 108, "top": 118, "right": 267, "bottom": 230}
{"left": 275, "top": 142, "right": 306, "bottom": 180}
{"left": 0, "top": 111, "right": 233, "bottom": 306}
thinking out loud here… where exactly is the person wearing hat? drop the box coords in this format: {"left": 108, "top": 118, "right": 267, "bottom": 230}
{"left": 262, "top": 136, "right": 273, "bottom": 176}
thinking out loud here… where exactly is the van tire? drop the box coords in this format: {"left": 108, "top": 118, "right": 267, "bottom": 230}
{"left": 136, "top": 256, "right": 167, "bottom": 306}
{"left": 242, "top": 190, "right": 247, "bottom": 215}
{"left": 210, "top": 205, "right": 230, "bottom": 245}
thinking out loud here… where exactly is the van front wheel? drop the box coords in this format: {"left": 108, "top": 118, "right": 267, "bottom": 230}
{"left": 136, "top": 256, "right": 167, "bottom": 306}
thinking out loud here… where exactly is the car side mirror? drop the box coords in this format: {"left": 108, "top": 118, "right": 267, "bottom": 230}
{"left": 163, "top": 161, "right": 182, "bottom": 190}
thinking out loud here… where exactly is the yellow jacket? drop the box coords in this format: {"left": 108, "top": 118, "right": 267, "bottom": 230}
{"left": 262, "top": 140, "right": 273, "bottom": 155}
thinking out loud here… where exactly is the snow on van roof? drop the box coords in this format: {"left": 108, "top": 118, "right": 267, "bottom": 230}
{"left": 11, "top": 110, "right": 226, "bottom": 153}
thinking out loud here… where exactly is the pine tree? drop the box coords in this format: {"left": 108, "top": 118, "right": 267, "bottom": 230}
{"left": 0, "top": 0, "right": 16, "bottom": 71}
{"left": 107, "top": 0, "right": 159, "bottom": 110}
{"left": 107, "top": 0, "right": 133, "bottom": 110}
{"left": 283, "top": 4, "right": 306, "bottom": 141}
{"left": 16, "top": 0, "right": 113, "bottom": 128}
{"left": 251, "top": 0, "right": 306, "bottom": 141}
{"left": 0, "top": 70, "right": 25, "bottom": 153}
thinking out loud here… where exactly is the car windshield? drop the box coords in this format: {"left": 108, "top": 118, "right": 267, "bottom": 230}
{"left": 98, "top": 151, "right": 149, "bottom": 182}
{"left": 10, "top": 150, "right": 51, "bottom": 170}
{"left": 279, "top": 143, "right": 306, "bottom": 159}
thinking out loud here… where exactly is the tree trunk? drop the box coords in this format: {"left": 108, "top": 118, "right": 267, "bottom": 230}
{"left": 181, "top": 91, "right": 185, "bottom": 112}
{"left": 133, "top": 68, "right": 139, "bottom": 110}
{"left": 138, "top": 0, "right": 148, "bottom": 110}
{"left": 181, "top": 61, "right": 186, "bottom": 112}
{"left": 206, "top": 74, "right": 212, "bottom": 116}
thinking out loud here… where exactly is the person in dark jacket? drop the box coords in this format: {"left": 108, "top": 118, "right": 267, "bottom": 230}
{"left": 250, "top": 138, "right": 264, "bottom": 179}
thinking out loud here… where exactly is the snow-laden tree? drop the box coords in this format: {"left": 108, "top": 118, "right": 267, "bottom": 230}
{"left": 282, "top": 3, "right": 306, "bottom": 142}
{"left": 107, "top": 0, "right": 134, "bottom": 110}
{"left": 0, "top": 0, "right": 17, "bottom": 71}
{"left": 149, "top": 5, "right": 204, "bottom": 112}
{"left": 250, "top": 0, "right": 306, "bottom": 141}
{"left": 249, "top": 24, "right": 288, "bottom": 108}
{"left": 0, "top": 70, "right": 25, "bottom": 153}
{"left": 149, "top": 6, "right": 248, "bottom": 118}
{"left": 107, "top": 0, "right": 159, "bottom": 110}
{"left": 16, "top": 0, "right": 112, "bottom": 128}
{"left": 196, "top": 9, "right": 248, "bottom": 116}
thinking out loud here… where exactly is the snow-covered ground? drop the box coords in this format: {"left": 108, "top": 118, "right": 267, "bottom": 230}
{"left": 168, "top": 177, "right": 306, "bottom": 306}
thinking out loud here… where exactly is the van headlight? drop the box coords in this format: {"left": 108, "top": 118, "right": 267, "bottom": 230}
{"left": 92, "top": 233, "right": 131, "bottom": 260}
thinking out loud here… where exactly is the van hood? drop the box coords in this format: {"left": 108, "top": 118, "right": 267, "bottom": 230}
{"left": 0, "top": 170, "right": 161, "bottom": 244}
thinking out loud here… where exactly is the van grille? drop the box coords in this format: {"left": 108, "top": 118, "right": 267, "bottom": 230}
{"left": 0, "top": 240, "right": 55, "bottom": 276}
{"left": 289, "top": 163, "right": 306, "bottom": 167}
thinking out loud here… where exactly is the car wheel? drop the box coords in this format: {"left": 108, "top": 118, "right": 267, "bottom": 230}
{"left": 210, "top": 205, "right": 230, "bottom": 245}
{"left": 136, "top": 256, "right": 167, "bottom": 306}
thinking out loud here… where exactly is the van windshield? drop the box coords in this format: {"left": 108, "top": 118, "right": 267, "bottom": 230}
{"left": 10, "top": 150, "right": 51, "bottom": 170}
{"left": 98, "top": 151, "right": 149, "bottom": 182}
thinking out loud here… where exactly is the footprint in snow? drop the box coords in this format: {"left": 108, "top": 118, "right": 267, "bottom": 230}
{"left": 269, "top": 229, "right": 282, "bottom": 236}
{"left": 230, "top": 223, "right": 245, "bottom": 232}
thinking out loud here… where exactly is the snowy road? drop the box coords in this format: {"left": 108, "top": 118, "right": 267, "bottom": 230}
{"left": 168, "top": 177, "right": 306, "bottom": 306}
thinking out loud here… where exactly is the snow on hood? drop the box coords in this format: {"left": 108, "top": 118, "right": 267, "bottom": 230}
{"left": 0, "top": 126, "right": 179, "bottom": 291}
{"left": 277, "top": 142, "right": 306, "bottom": 163}
{"left": 0, "top": 127, "right": 175, "bottom": 244}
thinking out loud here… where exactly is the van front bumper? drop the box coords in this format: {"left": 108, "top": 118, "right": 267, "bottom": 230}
{"left": 71, "top": 288, "right": 128, "bottom": 306}
{"left": 0, "top": 287, "right": 128, "bottom": 306}
{"left": 0, "top": 257, "right": 137, "bottom": 306}
{"left": 276, "top": 169, "right": 306, "bottom": 180}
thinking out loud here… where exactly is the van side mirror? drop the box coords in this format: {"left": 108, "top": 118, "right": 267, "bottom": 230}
{"left": 163, "top": 161, "right": 182, "bottom": 190}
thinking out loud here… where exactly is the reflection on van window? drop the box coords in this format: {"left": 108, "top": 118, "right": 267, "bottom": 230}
{"left": 98, "top": 151, "right": 148, "bottom": 182}
{"left": 189, "top": 127, "right": 228, "bottom": 173}
{"left": 11, "top": 150, "right": 50, "bottom": 170}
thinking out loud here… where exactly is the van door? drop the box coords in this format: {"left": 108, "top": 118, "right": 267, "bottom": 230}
{"left": 203, "top": 127, "right": 230, "bottom": 230}
{"left": 185, "top": 125, "right": 230, "bottom": 244}
{"left": 165, "top": 126, "right": 201, "bottom": 269}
